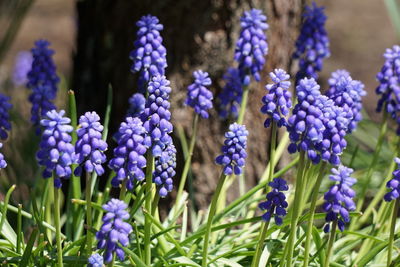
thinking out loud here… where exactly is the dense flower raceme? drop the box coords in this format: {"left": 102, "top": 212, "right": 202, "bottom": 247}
{"left": 13, "top": 51, "right": 33, "bottom": 86}
{"left": 323, "top": 166, "right": 356, "bottom": 232}
{"left": 287, "top": 78, "right": 325, "bottom": 164}
{"left": 87, "top": 253, "right": 103, "bottom": 267}
{"left": 29, "top": 85, "right": 57, "bottom": 133}
{"left": 215, "top": 123, "right": 248, "bottom": 175}
{"left": 376, "top": 45, "right": 400, "bottom": 134}
{"left": 0, "top": 94, "right": 12, "bottom": 140}
{"left": 218, "top": 68, "right": 243, "bottom": 119}
{"left": 261, "top": 69, "right": 292, "bottom": 128}
{"left": 259, "top": 178, "right": 288, "bottom": 225}
{"left": 0, "top": 144, "right": 6, "bottom": 169}
{"left": 234, "top": 8, "right": 268, "bottom": 85}
{"left": 109, "top": 117, "right": 147, "bottom": 190}
{"left": 141, "top": 75, "right": 173, "bottom": 157}
{"left": 127, "top": 93, "right": 146, "bottom": 117}
{"left": 384, "top": 158, "right": 400, "bottom": 202}
{"left": 293, "top": 2, "right": 330, "bottom": 83}
{"left": 74, "top": 112, "right": 108, "bottom": 176}
{"left": 130, "top": 15, "right": 167, "bottom": 92}
{"left": 326, "top": 70, "right": 366, "bottom": 133}
{"left": 153, "top": 143, "right": 176, "bottom": 197}
{"left": 96, "top": 199, "right": 132, "bottom": 263}
{"left": 36, "top": 110, "right": 74, "bottom": 188}
{"left": 185, "top": 70, "right": 213, "bottom": 118}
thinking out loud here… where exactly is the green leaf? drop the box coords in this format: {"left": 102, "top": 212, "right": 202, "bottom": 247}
{"left": 171, "top": 256, "right": 201, "bottom": 267}
{"left": 121, "top": 246, "right": 148, "bottom": 267}
{"left": 19, "top": 228, "right": 38, "bottom": 267}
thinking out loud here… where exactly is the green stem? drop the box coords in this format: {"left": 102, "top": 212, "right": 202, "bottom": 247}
{"left": 151, "top": 193, "right": 160, "bottom": 217}
{"left": 85, "top": 172, "right": 93, "bottom": 256}
{"left": 54, "top": 186, "right": 64, "bottom": 267}
{"left": 303, "top": 161, "right": 327, "bottom": 267}
{"left": 176, "top": 114, "right": 199, "bottom": 206}
{"left": 324, "top": 220, "right": 337, "bottom": 267}
{"left": 268, "top": 122, "right": 278, "bottom": 185}
{"left": 119, "top": 180, "right": 127, "bottom": 201}
{"left": 201, "top": 173, "right": 228, "bottom": 267}
{"left": 237, "top": 86, "right": 249, "bottom": 125}
{"left": 251, "top": 220, "right": 270, "bottom": 267}
{"left": 388, "top": 199, "right": 399, "bottom": 267}
{"left": 144, "top": 154, "right": 154, "bottom": 265}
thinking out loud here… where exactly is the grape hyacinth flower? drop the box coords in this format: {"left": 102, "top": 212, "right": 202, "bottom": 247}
{"left": 109, "top": 117, "right": 147, "bottom": 190}
{"left": 141, "top": 75, "right": 173, "bottom": 157}
{"left": 96, "top": 199, "right": 132, "bottom": 264}
{"left": 234, "top": 8, "right": 268, "bottom": 85}
{"left": 218, "top": 68, "right": 243, "bottom": 119}
{"left": 12, "top": 51, "right": 33, "bottom": 86}
{"left": 376, "top": 45, "right": 400, "bottom": 134}
{"left": 29, "top": 85, "right": 57, "bottom": 133}
{"left": 36, "top": 110, "right": 74, "bottom": 188}
{"left": 293, "top": 2, "right": 330, "bottom": 83}
{"left": 127, "top": 93, "right": 146, "bottom": 117}
{"left": 215, "top": 123, "right": 248, "bottom": 175}
{"left": 384, "top": 158, "right": 400, "bottom": 202}
{"left": 130, "top": 15, "right": 167, "bottom": 92}
{"left": 327, "top": 69, "right": 350, "bottom": 87}
{"left": 75, "top": 112, "right": 108, "bottom": 176}
{"left": 261, "top": 69, "right": 292, "bottom": 128}
{"left": 287, "top": 78, "right": 325, "bottom": 164}
{"left": 153, "top": 144, "right": 176, "bottom": 197}
{"left": 0, "top": 144, "right": 6, "bottom": 169}
{"left": 0, "top": 94, "right": 12, "bottom": 140}
{"left": 87, "top": 253, "right": 103, "bottom": 267}
{"left": 259, "top": 178, "right": 289, "bottom": 225}
{"left": 323, "top": 166, "right": 356, "bottom": 232}
{"left": 185, "top": 70, "right": 213, "bottom": 118}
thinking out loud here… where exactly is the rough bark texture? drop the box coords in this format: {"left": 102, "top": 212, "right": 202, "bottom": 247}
{"left": 73, "top": 0, "right": 304, "bottom": 208}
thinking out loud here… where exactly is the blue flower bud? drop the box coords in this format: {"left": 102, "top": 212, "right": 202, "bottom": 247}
{"left": 185, "top": 70, "right": 213, "bottom": 119}
{"left": 259, "top": 178, "right": 288, "bottom": 225}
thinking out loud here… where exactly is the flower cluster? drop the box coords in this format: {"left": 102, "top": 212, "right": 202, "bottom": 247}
{"left": 109, "top": 117, "right": 147, "bottom": 190}
{"left": 288, "top": 78, "right": 325, "bottom": 164}
{"left": 376, "top": 45, "right": 400, "bottom": 134}
{"left": 13, "top": 51, "right": 33, "bottom": 86}
{"left": 328, "top": 69, "right": 350, "bottom": 87}
{"left": 215, "top": 123, "right": 248, "bottom": 175}
{"left": 185, "top": 70, "right": 213, "bottom": 119}
{"left": 234, "top": 8, "right": 268, "bottom": 85}
{"left": 261, "top": 69, "right": 292, "bottom": 128}
{"left": 141, "top": 75, "right": 173, "bottom": 157}
{"left": 323, "top": 166, "right": 356, "bottom": 232}
{"left": 153, "top": 144, "right": 176, "bottom": 197}
{"left": 130, "top": 15, "right": 167, "bottom": 92}
{"left": 384, "top": 158, "right": 400, "bottom": 202}
{"left": 293, "top": 2, "right": 330, "bottom": 83}
{"left": 87, "top": 253, "right": 103, "bottom": 267}
{"left": 0, "top": 94, "right": 12, "bottom": 140}
{"left": 218, "top": 68, "right": 243, "bottom": 119}
{"left": 259, "top": 178, "right": 288, "bottom": 225}
{"left": 96, "top": 199, "right": 132, "bottom": 263}
{"left": 127, "top": 93, "right": 146, "bottom": 117}
{"left": 0, "top": 144, "right": 6, "bottom": 169}
{"left": 28, "top": 85, "right": 57, "bottom": 134}
{"left": 75, "top": 112, "right": 107, "bottom": 176}
{"left": 36, "top": 110, "right": 74, "bottom": 188}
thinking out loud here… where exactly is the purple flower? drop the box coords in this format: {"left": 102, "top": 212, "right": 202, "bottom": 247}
{"left": 384, "top": 158, "right": 400, "bottom": 202}
{"left": 36, "top": 110, "right": 74, "bottom": 188}
{"left": 109, "top": 117, "right": 147, "bottom": 190}
{"left": 328, "top": 69, "right": 350, "bottom": 87}
{"left": 185, "top": 70, "right": 213, "bottom": 118}
{"left": 261, "top": 69, "right": 292, "bottom": 128}
{"left": 215, "top": 123, "right": 248, "bottom": 175}
{"left": 75, "top": 112, "right": 108, "bottom": 176}
{"left": 234, "top": 9, "right": 268, "bottom": 85}
{"left": 0, "top": 144, "right": 7, "bottom": 169}
{"left": 141, "top": 75, "right": 173, "bottom": 157}
{"left": 259, "top": 178, "right": 288, "bottom": 225}
{"left": 28, "top": 85, "right": 57, "bottom": 134}
{"left": 323, "top": 166, "right": 356, "bottom": 232}
{"left": 127, "top": 93, "right": 146, "bottom": 117}
{"left": 287, "top": 78, "right": 325, "bottom": 164}
{"left": 153, "top": 144, "right": 176, "bottom": 197}
{"left": 96, "top": 199, "right": 132, "bottom": 264}
{"left": 130, "top": 15, "right": 167, "bottom": 92}
{"left": 87, "top": 253, "right": 103, "bottom": 267}
{"left": 376, "top": 45, "right": 400, "bottom": 134}
{"left": 0, "top": 94, "right": 12, "bottom": 140}
{"left": 218, "top": 68, "right": 243, "bottom": 119}
{"left": 12, "top": 51, "right": 33, "bottom": 86}
{"left": 293, "top": 2, "right": 330, "bottom": 83}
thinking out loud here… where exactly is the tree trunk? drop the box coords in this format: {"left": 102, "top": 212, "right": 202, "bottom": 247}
{"left": 72, "top": 0, "right": 304, "bottom": 208}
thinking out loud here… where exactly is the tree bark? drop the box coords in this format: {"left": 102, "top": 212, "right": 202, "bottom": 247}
{"left": 73, "top": 0, "right": 304, "bottom": 208}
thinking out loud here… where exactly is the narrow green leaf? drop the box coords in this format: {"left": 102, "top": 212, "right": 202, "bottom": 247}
{"left": 121, "top": 246, "right": 148, "bottom": 267}
{"left": 19, "top": 228, "right": 38, "bottom": 267}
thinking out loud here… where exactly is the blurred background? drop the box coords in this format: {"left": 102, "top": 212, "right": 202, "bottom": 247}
{"left": 0, "top": 0, "right": 398, "bottom": 208}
